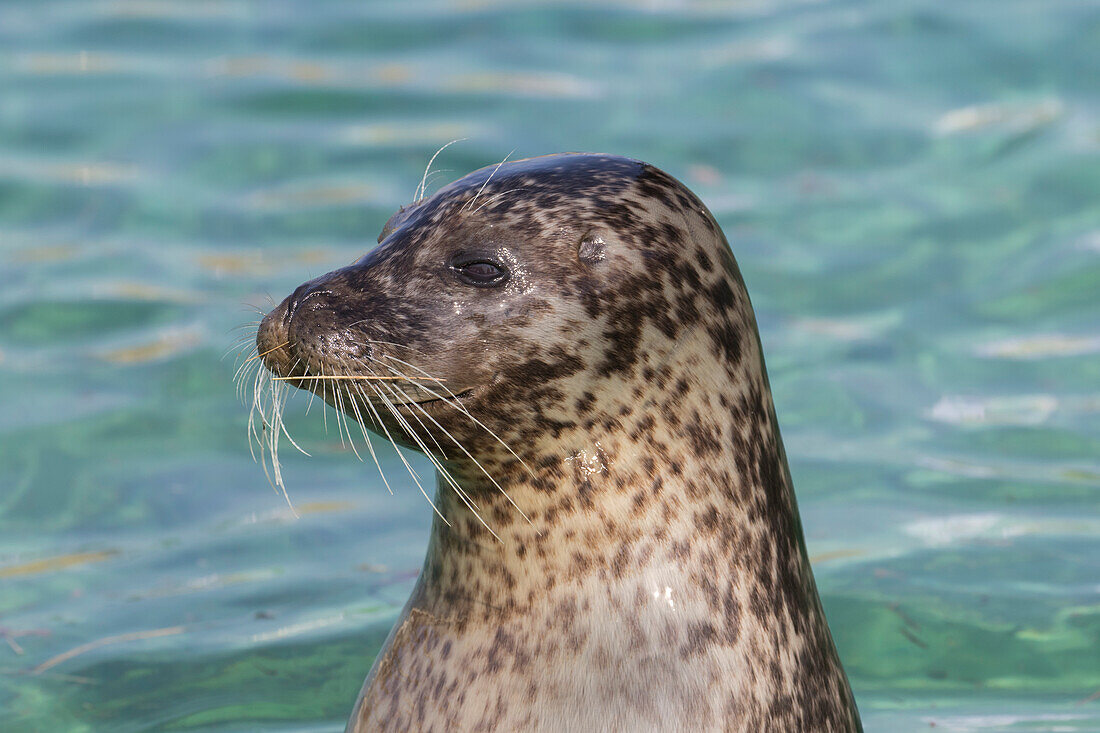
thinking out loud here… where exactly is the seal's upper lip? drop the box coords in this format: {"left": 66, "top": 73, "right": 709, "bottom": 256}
{"left": 276, "top": 369, "right": 475, "bottom": 410}
{"left": 260, "top": 341, "right": 474, "bottom": 409}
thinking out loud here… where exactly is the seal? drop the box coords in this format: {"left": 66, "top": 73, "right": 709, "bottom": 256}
{"left": 255, "top": 153, "right": 862, "bottom": 731}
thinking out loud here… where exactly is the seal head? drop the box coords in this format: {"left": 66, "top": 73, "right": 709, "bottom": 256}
{"left": 257, "top": 153, "right": 862, "bottom": 731}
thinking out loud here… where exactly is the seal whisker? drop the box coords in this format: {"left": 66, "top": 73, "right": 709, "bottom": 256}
{"left": 248, "top": 364, "right": 296, "bottom": 515}
{"left": 247, "top": 361, "right": 272, "bottom": 466}
{"left": 229, "top": 319, "right": 263, "bottom": 333}
{"left": 366, "top": 381, "right": 494, "bottom": 538}
{"left": 226, "top": 339, "right": 262, "bottom": 372}
{"left": 342, "top": 381, "right": 396, "bottom": 497}
{"left": 385, "top": 368, "right": 533, "bottom": 527}
{"left": 366, "top": 339, "right": 425, "bottom": 355}
{"left": 242, "top": 356, "right": 266, "bottom": 406}
{"left": 247, "top": 350, "right": 299, "bottom": 513}
{"left": 331, "top": 357, "right": 381, "bottom": 463}
{"left": 246, "top": 363, "right": 263, "bottom": 461}
{"left": 270, "top": 380, "right": 299, "bottom": 516}
{"left": 462, "top": 149, "right": 514, "bottom": 213}
{"left": 227, "top": 329, "right": 255, "bottom": 347}
{"left": 385, "top": 398, "right": 521, "bottom": 535}
{"left": 272, "top": 375, "right": 441, "bottom": 382}
{"left": 334, "top": 384, "right": 364, "bottom": 462}
{"left": 223, "top": 336, "right": 256, "bottom": 363}
{"left": 372, "top": 382, "right": 455, "bottom": 471}
{"left": 350, "top": 380, "right": 410, "bottom": 498}
{"left": 235, "top": 331, "right": 273, "bottom": 393}
{"left": 357, "top": 381, "right": 450, "bottom": 526}
{"left": 303, "top": 365, "right": 320, "bottom": 417}
{"left": 420, "top": 169, "right": 452, "bottom": 196}
{"left": 415, "top": 139, "right": 466, "bottom": 203}
{"left": 470, "top": 187, "right": 528, "bottom": 215}
{"left": 227, "top": 328, "right": 262, "bottom": 351}
{"left": 239, "top": 363, "right": 255, "bottom": 417}
{"left": 375, "top": 379, "right": 450, "bottom": 459}
{"left": 377, "top": 354, "right": 536, "bottom": 478}
{"left": 267, "top": 379, "right": 282, "bottom": 488}
{"left": 276, "top": 360, "right": 311, "bottom": 459}
{"left": 328, "top": 368, "right": 356, "bottom": 446}
{"left": 267, "top": 379, "right": 283, "bottom": 486}
{"left": 330, "top": 370, "right": 356, "bottom": 454}
{"left": 367, "top": 380, "right": 443, "bottom": 466}
{"left": 256, "top": 383, "right": 274, "bottom": 472}
{"left": 319, "top": 363, "right": 331, "bottom": 437}
{"left": 234, "top": 351, "right": 259, "bottom": 402}
{"left": 232, "top": 346, "right": 259, "bottom": 387}
{"left": 343, "top": 335, "right": 427, "bottom": 358}
{"left": 247, "top": 341, "right": 290, "bottom": 364}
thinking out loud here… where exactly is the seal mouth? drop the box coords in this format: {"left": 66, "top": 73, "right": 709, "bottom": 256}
{"left": 262, "top": 345, "right": 476, "bottom": 414}
{"left": 275, "top": 371, "right": 471, "bottom": 404}
{"left": 383, "top": 386, "right": 476, "bottom": 411}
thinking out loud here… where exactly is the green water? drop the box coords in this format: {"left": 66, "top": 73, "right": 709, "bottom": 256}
{"left": 1, "top": 1, "right": 1098, "bottom": 730}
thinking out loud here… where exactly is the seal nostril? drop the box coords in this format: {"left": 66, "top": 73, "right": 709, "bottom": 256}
{"left": 284, "top": 282, "right": 334, "bottom": 324}
{"left": 283, "top": 283, "right": 312, "bottom": 326}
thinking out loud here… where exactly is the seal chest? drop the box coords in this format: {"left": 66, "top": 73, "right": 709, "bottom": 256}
{"left": 255, "top": 153, "right": 862, "bottom": 732}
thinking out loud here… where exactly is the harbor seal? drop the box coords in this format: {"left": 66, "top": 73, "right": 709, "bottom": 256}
{"left": 255, "top": 153, "right": 862, "bottom": 731}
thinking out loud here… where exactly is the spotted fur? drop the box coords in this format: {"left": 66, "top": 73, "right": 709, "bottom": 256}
{"left": 257, "top": 154, "right": 862, "bottom": 732}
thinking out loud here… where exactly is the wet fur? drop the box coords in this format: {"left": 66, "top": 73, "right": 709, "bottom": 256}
{"left": 256, "top": 154, "right": 862, "bottom": 731}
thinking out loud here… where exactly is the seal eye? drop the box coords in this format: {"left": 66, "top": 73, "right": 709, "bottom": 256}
{"left": 451, "top": 258, "right": 509, "bottom": 287}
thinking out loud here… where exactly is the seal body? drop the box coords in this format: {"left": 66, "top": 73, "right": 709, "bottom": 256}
{"left": 256, "top": 154, "right": 862, "bottom": 731}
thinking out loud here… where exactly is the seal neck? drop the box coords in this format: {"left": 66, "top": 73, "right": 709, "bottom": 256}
{"left": 411, "top": 378, "right": 820, "bottom": 632}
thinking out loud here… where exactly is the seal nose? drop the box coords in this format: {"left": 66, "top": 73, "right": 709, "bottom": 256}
{"left": 257, "top": 296, "right": 292, "bottom": 374}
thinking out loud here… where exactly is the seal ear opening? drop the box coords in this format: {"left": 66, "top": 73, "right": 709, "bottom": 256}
{"left": 378, "top": 203, "right": 418, "bottom": 243}
{"left": 577, "top": 232, "right": 606, "bottom": 264}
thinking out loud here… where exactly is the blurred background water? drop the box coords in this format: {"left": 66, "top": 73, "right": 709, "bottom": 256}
{"left": 0, "top": 0, "right": 1098, "bottom": 730}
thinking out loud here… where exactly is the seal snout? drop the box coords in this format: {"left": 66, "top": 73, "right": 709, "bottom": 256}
{"left": 257, "top": 296, "right": 295, "bottom": 377}
{"left": 257, "top": 279, "right": 329, "bottom": 376}
{"left": 257, "top": 276, "right": 356, "bottom": 384}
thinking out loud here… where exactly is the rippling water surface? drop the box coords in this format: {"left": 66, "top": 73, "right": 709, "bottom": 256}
{"left": 1, "top": 1, "right": 1098, "bottom": 730}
